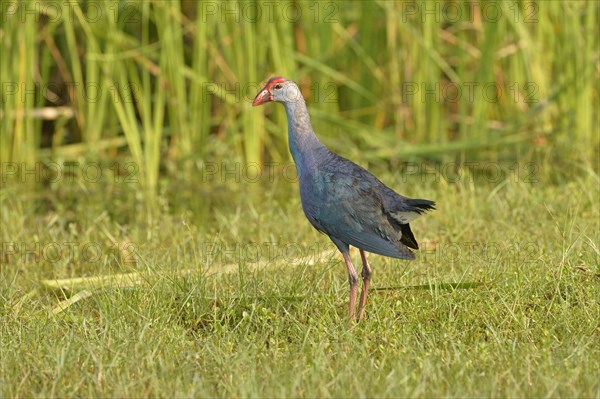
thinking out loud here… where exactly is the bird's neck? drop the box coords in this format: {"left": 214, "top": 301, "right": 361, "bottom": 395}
{"left": 283, "top": 99, "right": 325, "bottom": 173}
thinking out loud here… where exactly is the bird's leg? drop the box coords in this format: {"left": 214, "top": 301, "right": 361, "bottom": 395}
{"left": 357, "top": 249, "right": 372, "bottom": 320}
{"left": 342, "top": 252, "right": 358, "bottom": 322}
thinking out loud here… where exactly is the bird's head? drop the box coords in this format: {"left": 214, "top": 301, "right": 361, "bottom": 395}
{"left": 252, "top": 77, "right": 302, "bottom": 106}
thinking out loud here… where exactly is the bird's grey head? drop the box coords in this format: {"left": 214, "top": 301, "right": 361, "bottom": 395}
{"left": 252, "top": 77, "right": 303, "bottom": 106}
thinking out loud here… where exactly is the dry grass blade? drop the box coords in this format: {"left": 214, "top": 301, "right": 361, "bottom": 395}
{"left": 51, "top": 290, "right": 94, "bottom": 315}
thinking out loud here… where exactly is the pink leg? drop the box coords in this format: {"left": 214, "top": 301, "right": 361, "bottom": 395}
{"left": 357, "top": 250, "right": 372, "bottom": 320}
{"left": 342, "top": 252, "right": 358, "bottom": 322}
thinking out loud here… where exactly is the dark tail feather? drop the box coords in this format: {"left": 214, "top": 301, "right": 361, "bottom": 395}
{"left": 405, "top": 198, "right": 436, "bottom": 214}
{"left": 400, "top": 223, "right": 419, "bottom": 249}
{"left": 398, "top": 199, "right": 434, "bottom": 250}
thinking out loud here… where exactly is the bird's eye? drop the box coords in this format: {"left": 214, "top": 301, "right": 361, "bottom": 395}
{"left": 273, "top": 84, "right": 282, "bottom": 90}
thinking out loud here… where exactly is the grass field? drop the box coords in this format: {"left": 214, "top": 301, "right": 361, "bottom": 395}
{"left": 1, "top": 0, "right": 599, "bottom": 397}
{"left": 1, "top": 168, "right": 599, "bottom": 397}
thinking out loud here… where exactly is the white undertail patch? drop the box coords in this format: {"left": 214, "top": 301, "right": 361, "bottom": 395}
{"left": 390, "top": 211, "right": 421, "bottom": 224}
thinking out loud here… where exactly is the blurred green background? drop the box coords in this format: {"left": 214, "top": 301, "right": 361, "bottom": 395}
{"left": 1, "top": 0, "right": 597, "bottom": 199}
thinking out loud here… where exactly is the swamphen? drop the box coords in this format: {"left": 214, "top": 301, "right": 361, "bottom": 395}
{"left": 253, "top": 77, "right": 435, "bottom": 321}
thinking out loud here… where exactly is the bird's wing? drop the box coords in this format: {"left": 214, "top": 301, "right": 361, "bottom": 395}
{"left": 310, "top": 166, "right": 415, "bottom": 260}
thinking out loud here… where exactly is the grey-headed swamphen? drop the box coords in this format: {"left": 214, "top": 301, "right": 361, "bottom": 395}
{"left": 253, "top": 77, "right": 435, "bottom": 321}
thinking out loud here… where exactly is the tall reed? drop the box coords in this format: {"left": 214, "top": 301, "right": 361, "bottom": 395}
{"left": 0, "top": 1, "right": 597, "bottom": 194}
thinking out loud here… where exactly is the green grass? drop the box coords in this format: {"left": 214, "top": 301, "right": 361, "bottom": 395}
{"left": 1, "top": 169, "right": 598, "bottom": 397}
{"left": 1, "top": 1, "right": 598, "bottom": 196}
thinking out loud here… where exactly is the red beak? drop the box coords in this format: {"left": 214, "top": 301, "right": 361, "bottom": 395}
{"left": 252, "top": 88, "right": 271, "bottom": 106}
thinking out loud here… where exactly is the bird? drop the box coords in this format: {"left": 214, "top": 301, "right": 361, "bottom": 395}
{"left": 252, "top": 77, "right": 435, "bottom": 322}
